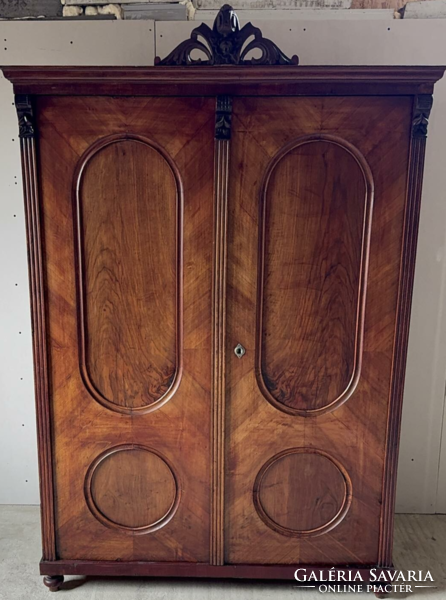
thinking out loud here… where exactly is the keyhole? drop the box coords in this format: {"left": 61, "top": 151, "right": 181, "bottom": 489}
{"left": 234, "top": 343, "right": 245, "bottom": 359}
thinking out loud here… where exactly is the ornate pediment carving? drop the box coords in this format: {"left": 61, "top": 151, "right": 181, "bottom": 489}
{"left": 155, "top": 4, "right": 298, "bottom": 66}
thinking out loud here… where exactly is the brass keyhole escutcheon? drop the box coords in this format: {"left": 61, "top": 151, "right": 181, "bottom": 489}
{"left": 234, "top": 343, "right": 246, "bottom": 359}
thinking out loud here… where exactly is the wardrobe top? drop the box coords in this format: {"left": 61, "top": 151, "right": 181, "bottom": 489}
{"left": 1, "top": 65, "right": 445, "bottom": 97}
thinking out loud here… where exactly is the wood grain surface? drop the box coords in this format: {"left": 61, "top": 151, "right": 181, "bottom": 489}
{"left": 225, "top": 95, "right": 412, "bottom": 565}
{"left": 76, "top": 136, "right": 180, "bottom": 412}
{"left": 36, "top": 96, "right": 215, "bottom": 562}
{"left": 253, "top": 448, "right": 352, "bottom": 537}
{"left": 86, "top": 445, "right": 179, "bottom": 533}
{"left": 258, "top": 137, "right": 372, "bottom": 415}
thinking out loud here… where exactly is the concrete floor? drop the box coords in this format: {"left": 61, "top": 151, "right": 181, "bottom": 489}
{"left": 0, "top": 506, "right": 445, "bottom": 599}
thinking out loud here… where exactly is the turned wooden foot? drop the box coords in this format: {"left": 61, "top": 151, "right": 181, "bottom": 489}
{"left": 43, "top": 576, "right": 64, "bottom": 592}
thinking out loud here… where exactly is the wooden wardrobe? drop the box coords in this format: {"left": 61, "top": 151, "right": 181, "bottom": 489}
{"left": 3, "top": 6, "right": 444, "bottom": 592}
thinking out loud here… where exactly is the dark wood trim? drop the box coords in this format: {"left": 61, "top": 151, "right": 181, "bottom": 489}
{"left": 215, "top": 95, "right": 232, "bottom": 140}
{"left": 15, "top": 94, "right": 35, "bottom": 138}
{"left": 412, "top": 94, "right": 434, "bottom": 138}
{"left": 40, "top": 560, "right": 391, "bottom": 580}
{"left": 43, "top": 575, "right": 64, "bottom": 592}
{"left": 155, "top": 4, "right": 298, "bottom": 67}
{"left": 16, "top": 95, "right": 56, "bottom": 561}
{"left": 2, "top": 66, "right": 444, "bottom": 97}
{"left": 211, "top": 95, "right": 232, "bottom": 565}
{"left": 378, "top": 94, "right": 433, "bottom": 567}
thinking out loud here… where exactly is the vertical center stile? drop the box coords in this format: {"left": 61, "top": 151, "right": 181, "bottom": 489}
{"left": 211, "top": 95, "right": 232, "bottom": 566}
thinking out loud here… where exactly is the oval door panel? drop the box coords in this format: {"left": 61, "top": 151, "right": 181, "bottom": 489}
{"left": 85, "top": 445, "right": 180, "bottom": 534}
{"left": 74, "top": 135, "right": 182, "bottom": 414}
{"left": 257, "top": 135, "right": 373, "bottom": 416}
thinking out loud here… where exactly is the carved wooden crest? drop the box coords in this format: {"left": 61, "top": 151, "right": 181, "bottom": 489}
{"left": 15, "top": 95, "right": 35, "bottom": 139}
{"left": 155, "top": 4, "right": 299, "bottom": 66}
{"left": 412, "top": 94, "right": 433, "bottom": 138}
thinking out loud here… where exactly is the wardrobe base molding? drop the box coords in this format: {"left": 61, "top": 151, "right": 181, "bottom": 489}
{"left": 40, "top": 560, "right": 391, "bottom": 581}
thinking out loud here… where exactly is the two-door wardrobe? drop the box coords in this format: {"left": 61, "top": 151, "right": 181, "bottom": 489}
{"left": 2, "top": 5, "right": 444, "bottom": 592}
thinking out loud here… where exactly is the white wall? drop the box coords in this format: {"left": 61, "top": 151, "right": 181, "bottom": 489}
{"left": 0, "top": 21, "right": 155, "bottom": 505}
{"left": 1, "top": 17, "right": 446, "bottom": 513}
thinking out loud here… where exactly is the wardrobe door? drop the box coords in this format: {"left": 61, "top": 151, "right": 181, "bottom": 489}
{"left": 36, "top": 97, "right": 215, "bottom": 561}
{"left": 225, "top": 96, "right": 413, "bottom": 565}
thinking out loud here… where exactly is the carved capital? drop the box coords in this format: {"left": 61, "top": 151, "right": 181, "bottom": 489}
{"left": 15, "top": 94, "right": 35, "bottom": 139}
{"left": 155, "top": 4, "right": 298, "bottom": 67}
{"left": 215, "top": 96, "right": 232, "bottom": 140}
{"left": 412, "top": 94, "right": 433, "bottom": 138}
